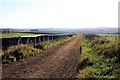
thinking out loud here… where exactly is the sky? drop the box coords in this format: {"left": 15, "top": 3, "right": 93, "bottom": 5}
{"left": 0, "top": 0, "right": 119, "bottom": 29}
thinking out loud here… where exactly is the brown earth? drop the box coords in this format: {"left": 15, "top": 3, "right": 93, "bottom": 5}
{"left": 2, "top": 35, "right": 81, "bottom": 79}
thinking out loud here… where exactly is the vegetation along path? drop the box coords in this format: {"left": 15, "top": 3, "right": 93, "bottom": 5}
{"left": 2, "top": 35, "right": 81, "bottom": 78}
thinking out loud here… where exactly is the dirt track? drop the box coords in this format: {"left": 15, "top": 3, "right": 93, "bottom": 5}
{"left": 2, "top": 35, "right": 80, "bottom": 78}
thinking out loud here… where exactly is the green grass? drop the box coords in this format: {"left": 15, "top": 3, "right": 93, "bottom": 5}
{"left": 77, "top": 34, "right": 120, "bottom": 79}
{"left": 1, "top": 33, "right": 41, "bottom": 38}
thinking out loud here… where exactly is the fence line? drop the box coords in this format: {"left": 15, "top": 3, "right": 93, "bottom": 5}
{"left": 17, "top": 34, "right": 73, "bottom": 49}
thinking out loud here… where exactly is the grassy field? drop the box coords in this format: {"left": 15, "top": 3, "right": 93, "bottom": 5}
{"left": 1, "top": 33, "right": 41, "bottom": 38}
{"left": 77, "top": 34, "right": 120, "bottom": 79}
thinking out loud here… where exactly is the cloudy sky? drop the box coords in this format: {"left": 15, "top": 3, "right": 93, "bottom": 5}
{"left": 0, "top": 0, "right": 119, "bottom": 28}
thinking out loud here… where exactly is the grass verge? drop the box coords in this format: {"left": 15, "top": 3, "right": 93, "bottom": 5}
{"left": 77, "top": 34, "right": 120, "bottom": 79}
{"left": 2, "top": 36, "right": 73, "bottom": 64}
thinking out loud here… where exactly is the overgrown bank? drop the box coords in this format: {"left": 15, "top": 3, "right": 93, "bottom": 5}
{"left": 77, "top": 34, "right": 120, "bottom": 79}
{"left": 2, "top": 36, "right": 74, "bottom": 64}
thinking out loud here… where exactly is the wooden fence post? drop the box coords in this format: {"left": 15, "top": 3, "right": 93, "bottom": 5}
{"left": 26, "top": 37, "right": 30, "bottom": 47}
{"left": 43, "top": 36, "right": 44, "bottom": 41}
{"left": 34, "top": 37, "right": 36, "bottom": 48}
{"left": 17, "top": 37, "right": 22, "bottom": 49}
{"left": 39, "top": 37, "right": 41, "bottom": 43}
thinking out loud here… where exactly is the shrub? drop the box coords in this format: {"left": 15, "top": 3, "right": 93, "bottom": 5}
{"left": 78, "top": 58, "right": 93, "bottom": 70}
{"left": 90, "top": 37, "right": 109, "bottom": 47}
{"left": 2, "top": 44, "right": 42, "bottom": 64}
{"left": 78, "top": 34, "right": 120, "bottom": 79}
{"left": 84, "top": 34, "right": 100, "bottom": 41}
{"left": 87, "top": 35, "right": 120, "bottom": 62}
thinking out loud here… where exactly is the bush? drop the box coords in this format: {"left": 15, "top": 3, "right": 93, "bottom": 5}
{"left": 90, "top": 37, "right": 109, "bottom": 47}
{"left": 83, "top": 34, "right": 100, "bottom": 41}
{"left": 86, "top": 35, "right": 120, "bottom": 62}
{"left": 2, "top": 44, "right": 42, "bottom": 64}
{"left": 78, "top": 58, "right": 93, "bottom": 70}
{"left": 78, "top": 34, "right": 120, "bottom": 79}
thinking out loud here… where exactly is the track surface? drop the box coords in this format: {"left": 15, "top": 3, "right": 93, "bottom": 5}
{"left": 2, "top": 35, "right": 80, "bottom": 78}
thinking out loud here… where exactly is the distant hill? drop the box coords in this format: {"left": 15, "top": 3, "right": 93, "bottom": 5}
{"left": 37, "top": 28, "right": 118, "bottom": 34}
{"left": 72, "top": 27, "right": 119, "bottom": 34}
{"left": 0, "top": 27, "right": 119, "bottom": 34}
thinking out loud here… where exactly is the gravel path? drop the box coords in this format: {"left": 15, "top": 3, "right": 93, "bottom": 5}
{"left": 2, "top": 35, "right": 80, "bottom": 79}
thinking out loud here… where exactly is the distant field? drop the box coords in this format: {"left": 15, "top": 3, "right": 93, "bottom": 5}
{"left": 97, "top": 34, "right": 118, "bottom": 37}
{"left": 1, "top": 33, "right": 41, "bottom": 38}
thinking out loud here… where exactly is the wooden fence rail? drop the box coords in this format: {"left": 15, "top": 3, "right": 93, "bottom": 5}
{"left": 2, "top": 34, "right": 73, "bottom": 50}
